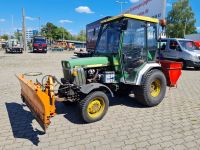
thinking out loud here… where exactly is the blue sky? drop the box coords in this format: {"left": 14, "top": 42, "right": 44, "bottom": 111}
{"left": 0, "top": 0, "right": 199, "bottom": 35}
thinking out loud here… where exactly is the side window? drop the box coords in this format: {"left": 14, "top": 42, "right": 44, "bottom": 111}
{"left": 159, "top": 40, "right": 167, "bottom": 51}
{"left": 170, "top": 41, "right": 178, "bottom": 50}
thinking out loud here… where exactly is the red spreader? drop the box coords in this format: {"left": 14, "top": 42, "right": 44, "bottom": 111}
{"left": 159, "top": 60, "right": 183, "bottom": 87}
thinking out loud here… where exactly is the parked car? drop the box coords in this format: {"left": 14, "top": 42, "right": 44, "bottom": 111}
{"left": 159, "top": 38, "right": 200, "bottom": 69}
{"left": 32, "top": 36, "right": 47, "bottom": 53}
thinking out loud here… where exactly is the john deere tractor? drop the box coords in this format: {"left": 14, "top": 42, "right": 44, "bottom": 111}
{"left": 17, "top": 14, "right": 181, "bottom": 131}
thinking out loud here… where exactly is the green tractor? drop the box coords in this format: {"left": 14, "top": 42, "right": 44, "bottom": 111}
{"left": 60, "top": 14, "right": 166, "bottom": 122}
{"left": 18, "top": 14, "right": 182, "bottom": 131}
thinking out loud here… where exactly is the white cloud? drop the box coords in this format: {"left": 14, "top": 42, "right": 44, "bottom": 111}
{"left": 130, "top": 0, "right": 139, "bottom": 3}
{"left": 59, "top": 19, "right": 73, "bottom": 24}
{"left": 25, "top": 16, "right": 39, "bottom": 21}
{"left": 75, "top": 6, "right": 94, "bottom": 14}
{"left": 0, "top": 18, "right": 5, "bottom": 22}
{"left": 197, "top": 27, "right": 200, "bottom": 31}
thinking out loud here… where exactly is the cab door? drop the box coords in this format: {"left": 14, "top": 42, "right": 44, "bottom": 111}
{"left": 121, "top": 20, "right": 147, "bottom": 83}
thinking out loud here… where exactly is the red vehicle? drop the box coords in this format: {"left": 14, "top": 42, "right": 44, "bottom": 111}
{"left": 32, "top": 36, "right": 47, "bottom": 53}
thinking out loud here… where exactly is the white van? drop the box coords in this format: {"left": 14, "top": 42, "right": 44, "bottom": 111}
{"left": 159, "top": 38, "right": 200, "bottom": 69}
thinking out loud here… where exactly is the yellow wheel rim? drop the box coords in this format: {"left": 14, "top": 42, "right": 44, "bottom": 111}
{"left": 87, "top": 97, "right": 105, "bottom": 119}
{"left": 150, "top": 79, "right": 161, "bottom": 97}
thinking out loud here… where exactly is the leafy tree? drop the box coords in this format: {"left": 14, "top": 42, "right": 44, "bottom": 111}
{"left": 54, "top": 27, "right": 72, "bottom": 40}
{"left": 41, "top": 22, "right": 57, "bottom": 40}
{"left": 41, "top": 22, "right": 86, "bottom": 42}
{"left": 41, "top": 22, "right": 73, "bottom": 41}
{"left": 0, "top": 34, "right": 9, "bottom": 41}
{"left": 75, "top": 30, "right": 86, "bottom": 41}
{"left": 166, "top": 0, "right": 197, "bottom": 38}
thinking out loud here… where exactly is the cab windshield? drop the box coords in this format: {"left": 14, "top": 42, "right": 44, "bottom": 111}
{"left": 178, "top": 40, "right": 199, "bottom": 51}
{"left": 96, "top": 22, "right": 121, "bottom": 53}
{"left": 33, "top": 37, "right": 46, "bottom": 44}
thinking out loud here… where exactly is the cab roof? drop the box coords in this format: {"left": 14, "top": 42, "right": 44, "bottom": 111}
{"left": 101, "top": 14, "right": 159, "bottom": 24}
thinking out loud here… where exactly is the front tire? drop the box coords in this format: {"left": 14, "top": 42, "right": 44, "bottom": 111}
{"left": 79, "top": 91, "right": 109, "bottom": 123}
{"left": 135, "top": 69, "right": 167, "bottom": 107}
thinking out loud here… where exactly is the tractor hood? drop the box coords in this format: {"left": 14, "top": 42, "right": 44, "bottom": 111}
{"left": 62, "top": 57, "right": 110, "bottom": 69}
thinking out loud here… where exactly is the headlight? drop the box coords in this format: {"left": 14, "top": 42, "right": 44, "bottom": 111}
{"left": 62, "top": 62, "right": 70, "bottom": 68}
{"left": 72, "top": 69, "right": 78, "bottom": 77}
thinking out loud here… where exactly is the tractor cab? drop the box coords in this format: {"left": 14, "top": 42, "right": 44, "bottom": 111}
{"left": 95, "top": 14, "right": 159, "bottom": 84}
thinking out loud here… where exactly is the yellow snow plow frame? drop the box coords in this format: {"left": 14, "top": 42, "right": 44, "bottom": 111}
{"left": 16, "top": 74, "right": 56, "bottom": 132}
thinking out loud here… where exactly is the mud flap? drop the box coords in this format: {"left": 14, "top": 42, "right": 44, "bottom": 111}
{"left": 17, "top": 75, "right": 56, "bottom": 132}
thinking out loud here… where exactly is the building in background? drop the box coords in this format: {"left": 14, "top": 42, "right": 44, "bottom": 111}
{"left": 17, "top": 29, "right": 39, "bottom": 42}
{"left": 26, "top": 29, "right": 39, "bottom": 42}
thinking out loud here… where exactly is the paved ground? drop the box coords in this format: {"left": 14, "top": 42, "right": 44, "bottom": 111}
{"left": 0, "top": 50, "right": 200, "bottom": 150}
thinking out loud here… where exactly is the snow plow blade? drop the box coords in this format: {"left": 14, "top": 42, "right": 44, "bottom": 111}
{"left": 16, "top": 74, "right": 56, "bottom": 132}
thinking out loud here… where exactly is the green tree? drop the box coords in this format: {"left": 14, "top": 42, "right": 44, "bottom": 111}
{"left": 76, "top": 30, "right": 86, "bottom": 41}
{"left": 41, "top": 22, "right": 57, "bottom": 40}
{"left": 54, "top": 27, "right": 72, "bottom": 40}
{"left": 166, "top": 0, "right": 197, "bottom": 38}
{"left": 41, "top": 22, "right": 73, "bottom": 41}
{"left": 0, "top": 34, "right": 9, "bottom": 41}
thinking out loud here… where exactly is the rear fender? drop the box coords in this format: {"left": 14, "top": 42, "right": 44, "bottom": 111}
{"left": 135, "top": 63, "right": 161, "bottom": 85}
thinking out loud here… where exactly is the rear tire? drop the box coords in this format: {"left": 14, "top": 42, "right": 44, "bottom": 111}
{"left": 134, "top": 69, "right": 167, "bottom": 107}
{"left": 79, "top": 91, "right": 109, "bottom": 123}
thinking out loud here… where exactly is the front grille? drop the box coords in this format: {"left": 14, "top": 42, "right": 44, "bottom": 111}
{"left": 38, "top": 44, "right": 42, "bottom": 49}
{"left": 73, "top": 68, "right": 86, "bottom": 86}
{"left": 63, "top": 67, "right": 86, "bottom": 86}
